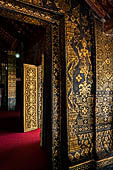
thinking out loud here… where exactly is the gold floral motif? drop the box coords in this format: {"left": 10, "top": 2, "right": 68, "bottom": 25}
{"left": 79, "top": 81, "right": 91, "bottom": 96}
{"left": 102, "top": 106, "right": 109, "bottom": 114}
{"left": 105, "top": 58, "right": 110, "bottom": 64}
{"left": 76, "top": 74, "right": 82, "bottom": 82}
{"left": 82, "top": 107, "right": 88, "bottom": 116}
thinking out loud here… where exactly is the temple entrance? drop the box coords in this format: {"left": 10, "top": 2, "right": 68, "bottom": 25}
{"left": 0, "top": 15, "right": 45, "bottom": 132}
{"left": 0, "top": 1, "right": 65, "bottom": 169}
{"left": 0, "top": 14, "right": 48, "bottom": 170}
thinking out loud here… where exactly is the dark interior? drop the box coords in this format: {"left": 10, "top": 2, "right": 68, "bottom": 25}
{"left": 0, "top": 16, "right": 46, "bottom": 133}
{"left": 0, "top": 15, "right": 48, "bottom": 170}
{"left": 0, "top": 15, "right": 45, "bottom": 112}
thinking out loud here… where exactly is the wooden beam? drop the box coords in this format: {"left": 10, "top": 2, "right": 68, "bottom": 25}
{"left": 85, "top": 0, "right": 107, "bottom": 18}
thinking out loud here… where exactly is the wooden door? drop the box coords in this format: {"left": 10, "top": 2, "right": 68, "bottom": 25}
{"left": 23, "top": 64, "right": 38, "bottom": 132}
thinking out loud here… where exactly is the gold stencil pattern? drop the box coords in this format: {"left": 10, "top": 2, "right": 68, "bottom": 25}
{"left": 66, "top": 5, "right": 94, "bottom": 162}
{"left": 95, "top": 20, "right": 113, "bottom": 159}
{"left": 24, "top": 64, "right": 38, "bottom": 132}
{"left": 52, "top": 24, "right": 61, "bottom": 169}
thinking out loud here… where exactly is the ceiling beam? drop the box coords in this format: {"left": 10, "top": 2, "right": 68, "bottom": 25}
{"left": 85, "top": 0, "right": 107, "bottom": 18}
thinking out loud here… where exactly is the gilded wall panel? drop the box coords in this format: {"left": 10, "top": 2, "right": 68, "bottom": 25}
{"left": 8, "top": 51, "right": 16, "bottom": 110}
{"left": 66, "top": 4, "right": 95, "bottom": 165}
{"left": 95, "top": 20, "right": 113, "bottom": 161}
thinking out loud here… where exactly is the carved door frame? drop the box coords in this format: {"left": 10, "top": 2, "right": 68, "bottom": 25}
{"left": 0, "top": 1, "right": 67, "bottom": 170}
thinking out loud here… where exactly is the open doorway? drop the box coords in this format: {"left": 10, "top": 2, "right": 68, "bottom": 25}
{"left": 0, "top": 15, "right": 48, "bottom": 170}
{"left": 0, "top": 0, "right": 65, "bottom": 168}
{"left": 0, "top": 15, "right": 45, "bottom": 131}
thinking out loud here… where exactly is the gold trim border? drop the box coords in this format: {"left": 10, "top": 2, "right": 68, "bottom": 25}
{"left": 0, "top": 0, "right": 60, "bottom": 25}
{"left": 96, "top": 156, "right": 113, "bottom": 169}
{"left": 69, "top": 160, "right": 94, "bottom": 170}
{"left": 69, "top": 156, "right": 113, "bottom": 169}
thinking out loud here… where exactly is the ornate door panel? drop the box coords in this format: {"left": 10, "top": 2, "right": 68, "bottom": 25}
{"left": 23, "top": 64, "right": 38, "bottom": 132}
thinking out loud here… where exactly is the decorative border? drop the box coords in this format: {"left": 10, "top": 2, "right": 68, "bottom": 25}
{"left": 40, "top": 53, "right": 44, "bottom": 147}
{"left": 0, "top": 8, "right": 46, "bottom": 27}
{"left": 69, "top": 160, "right": 95, "bottom": 170}
{"left": 37, "top": 65, "right": 42, "bottom": 129}
{"left": 52, "top": 24, "right": 61, "bottom": 169}
{"left": 0, "top": 0, "right": 60, "bottom": 25}
{"left": 96, "top": 156, "right": 113, "bottom": 169}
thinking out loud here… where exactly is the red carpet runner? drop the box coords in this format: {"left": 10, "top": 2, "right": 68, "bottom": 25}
{"left": 0, "top": 111, "right": 48, "bottom": 170}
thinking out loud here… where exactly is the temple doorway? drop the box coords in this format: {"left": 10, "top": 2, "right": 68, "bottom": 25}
{"left": 0, "top": 15, "right": 48, "bottom": 170}
{"left": 0, "top": 15, "right": 45, "bottom": 131}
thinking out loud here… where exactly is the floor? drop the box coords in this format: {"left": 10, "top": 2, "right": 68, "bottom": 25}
{"left": 0, "top": 111, "right": 48, "bottom": 170}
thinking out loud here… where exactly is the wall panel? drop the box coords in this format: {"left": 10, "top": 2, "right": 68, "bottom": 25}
{"left": 8, "top": 51, "right": 16, "bottom": 110}
{"left": 95, "top": 20, "right": 113, "bottom": 168}
{"left": 65, "top": 4, "right": 95, "bottom": 168}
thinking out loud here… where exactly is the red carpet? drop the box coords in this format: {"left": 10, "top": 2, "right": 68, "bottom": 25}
{"left": 0, "top": 111, "right": 48, "bottom": 170}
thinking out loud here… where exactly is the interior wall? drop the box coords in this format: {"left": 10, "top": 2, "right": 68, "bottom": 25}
{"left": 8, "top": 51, "right": 16, "bottom": 110}
{"left": 65, "top": 3, "right": 95, "bottom": 169}
{"left": 95, "top": 20, "right": 113, "bottom": 169}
